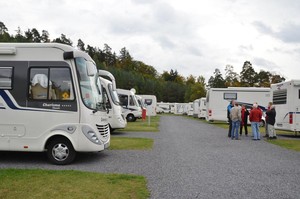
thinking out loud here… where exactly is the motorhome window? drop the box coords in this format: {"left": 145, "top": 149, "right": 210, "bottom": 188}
{"left": 75, "top": 57, "right": 104, "bottom": 110}
{"left": 29, "top": 68, "right": 73, "bottom": 101}
{"left": 129, "top": 96, "right": 135, "bottom": 106}
{"left": 103, "top": 87, "right": 111, "bottom": 109}
{"left": 49, "top": 68, "right": 74, "bottom": 100}
{"left": 108, "top": 83, "right": 120, "bottom": 105}
{"left": 273, "top": 89, "right": 287, "bottom": 104}
{"left": 0, "top": 67, "right": 13, "bottom": 89}
{"left": 118, "top": 94, "right": 128, "bottom": 106}
{"left": 144, "top": 99, "right": 153, "bottom": 105}
{"left": 224, "top": 93, "right": 237, "bottom": 100}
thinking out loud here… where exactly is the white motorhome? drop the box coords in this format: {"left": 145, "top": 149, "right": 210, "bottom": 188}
{"left": 198, "top": 97, "right": 207, "bottom": 119}
{"left": 139, "top": 95, "right": 157, "bottom": 116}
{"left": 98, "top": 70, "right": 127, "bottom": 131}
{"left": 157, "top": 102, "right": 172, "bottom": 113}
{"left": 271, "top": 80, "right": 300, "bottom": 132}
{"left": 0, "top": 43, "right": 110, "bottom": 165}
{"left": 174, "top": 103, "right": 187, "bottom": 115}
{"left": 187, "top": 102, "right": 193, "bottom": 116}
{"left": 193, "top": 99, "right": 200, "bottom": 118}
{"left": 206, "top": 87, "right": 270, "bottom": 125}
{"left": 117, "top": 88, "right": 142, "bottom": 122}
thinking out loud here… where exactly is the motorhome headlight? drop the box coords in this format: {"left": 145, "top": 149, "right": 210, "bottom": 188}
{"left": 82, "top": 125, "right": 102, "bottom": 145}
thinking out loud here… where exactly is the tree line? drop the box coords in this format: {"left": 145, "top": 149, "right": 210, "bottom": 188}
{"left": 0, "top": 21, "right": 285, "bottom": 102}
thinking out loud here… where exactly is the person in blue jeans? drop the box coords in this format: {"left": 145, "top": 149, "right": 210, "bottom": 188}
{"left": 230, "top": 102, "right": 241, "bottom": 140}
{"left": 249, "top": 103, "right": 262, "bottom": 140}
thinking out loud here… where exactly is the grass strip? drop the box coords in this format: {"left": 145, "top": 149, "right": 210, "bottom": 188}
{"left": 0, "top": 169, "right": 149, "bottom": 199}
{"left": 266, "top": 139, "right": 300, "bottom": 152}
{"left": 118, "top": 116, "right": 160, "bottom": 132}
{"left": 110, "top": 137, "right": 153, "bottom": 150}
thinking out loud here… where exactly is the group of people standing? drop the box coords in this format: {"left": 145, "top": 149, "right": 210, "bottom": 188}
{"left": 227, "top": 100, "right": 277, "bottom": 140}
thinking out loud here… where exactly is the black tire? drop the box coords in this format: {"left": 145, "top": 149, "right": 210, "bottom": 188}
{"left": 126, "top": 114, "right": 136, "bottom": 122}
{"left": 46, "top": 137, "right": 76, "bottom": 165}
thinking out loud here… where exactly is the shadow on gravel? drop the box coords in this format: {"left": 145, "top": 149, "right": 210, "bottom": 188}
{"left": 0, "top": 151, "right": 107, "bottom": 165}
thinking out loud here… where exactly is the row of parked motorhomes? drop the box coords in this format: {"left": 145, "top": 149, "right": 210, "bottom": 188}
{"left": 0, "top": 43, "right": 299, "bottom": 165}
{"left": 0, "top": 43, "right": 157, "bottom": 165}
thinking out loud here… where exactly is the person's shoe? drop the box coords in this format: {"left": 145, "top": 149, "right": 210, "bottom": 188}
{"left": 263, "top": 135, "right": 269, "bottom": 138}
{"left": 252, "top": 139, "right": 257, "bottom": 141}
{"left": 273, "top": 136, "right": 277, "bottom": 139}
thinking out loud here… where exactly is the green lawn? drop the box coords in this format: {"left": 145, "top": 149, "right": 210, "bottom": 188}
{"left": 0, "top": 169, "right": 149, "bottom": 199}
{"left": 266, "top": 139, "right": 300, "bottom": 151}
{"left": 117, "top": 116, "right": 160, "bottom": 132}
{"left": 110, "top": 137, "right": 153, "bottom": 150}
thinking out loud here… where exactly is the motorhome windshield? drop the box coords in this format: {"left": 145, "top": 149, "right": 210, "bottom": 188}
{"left": 75, "top": 58, "right": 104, "bottom": 110}
{"left": 108, "top": 83, "right": 120, "bottom": 105}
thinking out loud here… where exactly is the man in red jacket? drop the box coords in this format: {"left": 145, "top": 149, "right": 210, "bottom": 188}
{"left": 249, "top": 103, "right": 262, "bottom": 140}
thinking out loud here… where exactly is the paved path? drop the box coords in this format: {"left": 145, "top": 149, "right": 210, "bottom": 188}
{"left": 1, "top": 115, "right": 300, "bottom": 199}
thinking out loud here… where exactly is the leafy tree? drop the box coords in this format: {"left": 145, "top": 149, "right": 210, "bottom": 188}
{"left": 208, "top": 68, "right": 226, "bottom": 88}
{"left": 52, "top": 34, "right": 72, "bottom": 46}
{"left": 0, "top": 21, "right": 8, "bottom": 34}
{"left": 41, "top": 30, "right": 50, "bottom": 43}
{"left": 224, "top": 64, "right": 239, "bottom": 87}
{"left": 240, "top": 61, "right": 257, "bottom": 87}
{"left": 256, "top": 70, "right": 271, "bottom": 87}
{"left": 77, "top": 39, "right": 85, "bottom": 51}
{"left": 270, "top": 74, "right": 285, "bottom": 84}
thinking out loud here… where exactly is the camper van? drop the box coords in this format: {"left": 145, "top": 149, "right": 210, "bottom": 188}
{"left": 157, "top": 102, "right": 171, "bottom": 113}
{"left": 187, "top": 102, "right": 194, "bottom": 116}
{"left": 98, "top": 70, "right": 127, "bottom": 131}
{"left": 0, "top": 43, "right": 110, "bottom": 164}
{"left": 198, "top": 97, "right": 207, "bottom": 119}
{"left": 206, "top": 87, "right": 270, "bottom": 125}
{"left": 193, "top": 99, "right": 200, "bottom": 118}
{"left": 139, "top": 95, "right": 157, "bottom": 116}
{"left": 271, "top": 80, "right": 300, "bottom": 132}
{"left": 117, "top": 88, "right": 142, "bottom": 122}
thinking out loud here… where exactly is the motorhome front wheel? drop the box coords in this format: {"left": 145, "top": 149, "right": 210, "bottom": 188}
{"left": 47, "top": 137, "right": 76, "bottom": 165}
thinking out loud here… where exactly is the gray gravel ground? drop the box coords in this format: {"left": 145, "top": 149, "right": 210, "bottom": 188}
{"left": 1, "top": 115, "right": 300, "bottom": 199}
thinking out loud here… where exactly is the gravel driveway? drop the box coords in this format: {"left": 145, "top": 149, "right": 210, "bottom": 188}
{"left": 1, "top": 115, "right": 300, "bottom": 199}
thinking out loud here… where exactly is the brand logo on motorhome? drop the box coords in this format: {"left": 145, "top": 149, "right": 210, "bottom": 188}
{"left": 276, "top": 84, "right": 284, "bottom": 90}
{"left": 43, "top": 103, "right": 61, "bottom": 109}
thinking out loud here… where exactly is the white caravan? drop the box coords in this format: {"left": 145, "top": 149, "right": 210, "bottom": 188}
{"left": 206, "top": 87, "right": 270, "bottom": 125}
{"left": 187, "top": 102, "right": 194, "bottom": 116}
{"left": 193, "top": 99, "right": 200, "bottom": 118}
{"left": 139, "top": 95, "right": 157, "bottom": 116}
{"left": 117, "top": 88, "right": 142, "bottom": 122}
{"left": 174, "top": 103, "right": 187, "bottom": 115}
{"left": 271, "top": 80, "right": 300, "bottom": 132}
{"left": 0, "top": 43, "right": 110, "bottom": 165}
{"left": 157, "top": 102, "right": 172, "bottom": 113}
{"left": 198, "top": 97, "right": 207, "bottom": 119}
{"left": 98, "top": 70, "right": 127, "bottom": 131}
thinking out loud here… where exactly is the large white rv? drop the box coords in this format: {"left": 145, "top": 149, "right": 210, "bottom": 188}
{"left": 117, "top": 88, "right": 142, "bottom": 122}
{"left": 139, "top": 95, "right": 157, "bottom": 116}
{"left": 98, "top": 70, "right": 127, "bottom": 131}
{"left": 206, "top": 87, "right": 270, "bottom": 125}
{"left": 0, "top": 43, "right": 110, "bottom": 165}
{"left": 157, "top": 102, "right": 172, "bottom": 113}
{"left": 271, "top": 80, "right": 300, "bottom": 132}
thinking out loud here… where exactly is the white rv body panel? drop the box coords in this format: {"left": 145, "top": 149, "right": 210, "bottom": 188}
{"left": 117, "top": 88, "right": 142, "bottom": 122}
{"left": 0, "top": 43, "right": 110, "bottom": 164}
{"left": 271, "top": 80, "right": 300, "bottom": 132}
{"left": 188, "top": 102, "right": 193, "bottom": 116}
{"left": 174, "top": 103, "right": 187, "bottom": 115}
{"left": 206, "top": 87, "right": 270, "bottom": 122}
{"left": 139, "top": 95, "right": 157, "bottom": 116}
{"left": 198, "top": 97, "right": 207, "bottom": 119}
{"left": 193, "top": 99, "right": 200, "bottom": 118}
{"left": 157, "top": 102, "right": 171, "bottom": 113}
{"left": 99, "top": 77, "right": 127, "bottom": 130}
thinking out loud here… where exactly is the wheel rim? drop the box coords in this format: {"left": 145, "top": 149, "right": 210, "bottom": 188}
{"left": 52, "top": 143, "right": 69, "bottom": 161}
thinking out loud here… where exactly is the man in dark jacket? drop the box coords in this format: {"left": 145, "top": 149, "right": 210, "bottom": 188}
{"left": 266, "top": 104, "right": 276, "bottom": 139}
{"left": 240, "top": 104, "right": 249, "bottom": 136}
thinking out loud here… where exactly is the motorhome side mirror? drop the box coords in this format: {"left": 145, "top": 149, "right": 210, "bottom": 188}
{"left": 86, "top": 62, "right": 97, "bottom": 76}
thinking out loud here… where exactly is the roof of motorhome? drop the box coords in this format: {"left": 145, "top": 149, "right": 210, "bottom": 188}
{"left": 208, "top": 87, "right": 270, "bottom": 91}
{"left": 0, "top": 43, "right": 93, "bottom": 62}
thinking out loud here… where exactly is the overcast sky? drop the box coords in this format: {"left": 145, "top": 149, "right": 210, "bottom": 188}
{"left": 2, "top": 0, "right": 300, "bottom": 82}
